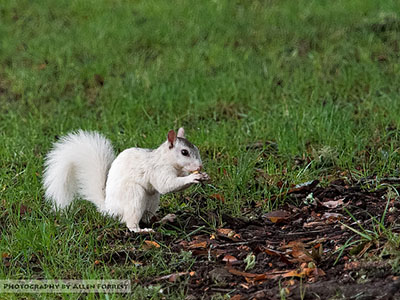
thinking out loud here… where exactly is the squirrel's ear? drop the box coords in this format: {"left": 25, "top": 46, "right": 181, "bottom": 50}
{"left": 177, "top": 127, "right": 185, "bottom": 138}
{"left": 167, "top": 130, "right": 177, "bottom": 149}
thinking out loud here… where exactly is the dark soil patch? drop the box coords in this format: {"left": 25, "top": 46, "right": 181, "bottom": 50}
{"left": 109, "top": 179, "right": 400, "bottom": 299}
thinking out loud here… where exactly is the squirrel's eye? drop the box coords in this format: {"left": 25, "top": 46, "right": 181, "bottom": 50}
{"left": 181, "top": 149, "right": 189, "bottom": 157}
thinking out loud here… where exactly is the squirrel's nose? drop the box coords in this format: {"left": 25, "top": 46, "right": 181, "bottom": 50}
{"left": 197, "top": 165, "right": 203, "bottom": 171}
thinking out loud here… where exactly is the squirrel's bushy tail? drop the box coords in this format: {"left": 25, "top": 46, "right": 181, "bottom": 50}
{"left": 43, "top": 130, "right": 115, "bottom": 211}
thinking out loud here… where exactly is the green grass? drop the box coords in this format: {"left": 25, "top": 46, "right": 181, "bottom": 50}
{"left": 1, "top": 0, "right": 400, "bottom": 298}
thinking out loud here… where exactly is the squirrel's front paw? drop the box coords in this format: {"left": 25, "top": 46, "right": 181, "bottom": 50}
{"left": 199, "top": 172, "right": 210, "bottom": 182}
{"left": 189, "top": 172, "right": 210, "bottom": 183}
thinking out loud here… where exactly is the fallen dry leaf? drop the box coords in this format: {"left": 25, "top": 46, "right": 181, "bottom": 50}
{"left": 188, "top": 241, "right": 207, "bottom": 249}
{"left": 211, "top": 193, "right": 225, "bottom": 202}
{"left": 217, "top": 228, "right": 240, "bottom": 240}
{"left": 244, "top": 274, "right": 269, "bottom": 283}
{"left": 237, "top": 245, "right": 251, "bottom": 252}
{"left": 321, "top": 199, "right": 344, "bottom": 209}
{"left": 303, "top": 221, "right": 325, "bottom": 228}
{"left": 217, "top": 228, "right": 235, "bottom": 236}
{"left": 264, "top": 248, "right": 284, "bottom": 257}
{"left": 281, "top": 241, "right": 321, "bottom": 263}
{"left": 228, "top": 267, "right": 283, "bottom": 282}
{"left": 282, "top": 266, "right": 325, "bottom": 278}
{"left": 286, "top": 279, "right": 296, "bottom": 286}
{"left": 142, "top": 240, "right": 161, "bottom": 250}
{"left": 222, "top": 254, "right": 238, "bottom": 264}
{"left": 290, "top": 247, "right": 314, "bottom": 263}
{"left": 281, "top": 240, "right": 307, "bottom": 249}
{"left": 228, "top": 267, "right": 265, "bottom": 278}
{"left": 322, "top": 212, "right": 343, "bottom": 221}
{"left": 264, "top": 210, "right": 291, "bottom": 223}
{"left": 282, "top": 269, "right": 306, "bottom": 278}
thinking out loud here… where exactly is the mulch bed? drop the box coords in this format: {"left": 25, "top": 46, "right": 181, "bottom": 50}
{"left": 104, "top": 179, "right": 400, "bottom": 299}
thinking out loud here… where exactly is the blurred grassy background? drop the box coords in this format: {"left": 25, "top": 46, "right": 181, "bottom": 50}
{"left": 1, "top": 0, "right": 400, "bottom": 297}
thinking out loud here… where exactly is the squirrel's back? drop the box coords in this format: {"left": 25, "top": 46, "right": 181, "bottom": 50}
{"left": 43, "top": 130, "right": 115, "bottom": 210}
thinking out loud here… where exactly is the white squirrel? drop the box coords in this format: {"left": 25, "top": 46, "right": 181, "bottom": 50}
{"left": 43, "top": 128, "right": 209, "bottom": 232}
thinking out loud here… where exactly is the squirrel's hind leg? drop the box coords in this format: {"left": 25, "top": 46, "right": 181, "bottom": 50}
{"left": 120, "top": 184, "right": 154, "bottom": 233}
{"left": 142, "top": 193, "right": 160, "bottom": 224}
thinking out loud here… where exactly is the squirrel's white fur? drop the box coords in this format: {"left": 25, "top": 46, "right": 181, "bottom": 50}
{"left": 43, "top": 128, "right": 208, "bottom": 232}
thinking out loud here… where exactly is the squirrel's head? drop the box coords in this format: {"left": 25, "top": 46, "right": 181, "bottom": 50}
{"left": 166, "top": 128, "right": 203, "bottom": 174}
